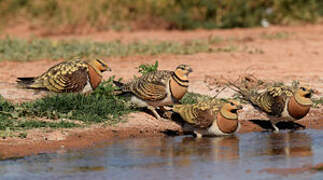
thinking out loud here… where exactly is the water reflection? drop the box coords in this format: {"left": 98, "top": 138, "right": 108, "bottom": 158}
{"left": 121, "top": 136, "right": 240, "bottom": 168}
{"left": 67, "top": 166, "right": 105, "bottom": 173}
{"left": 244, "top": 131, "right": 312, "bottom": 157}
{"left": 0, "top": 130, "right": 322, "bottom": 180}
{"left": 265, "top": 132, "right": 312, "bottom": 157}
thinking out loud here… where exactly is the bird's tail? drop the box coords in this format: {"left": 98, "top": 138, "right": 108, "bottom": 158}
{"left": 113, "top": 80, "right": 124, "bottom": 88}
{"left": 16, "top": 77, "right": 36, "bottom": 86}
{"left": 226, "top": 79, "right": 256, "bottom": 102}
{"left": 112, "top": 80, "right": 128, "bottom": 95}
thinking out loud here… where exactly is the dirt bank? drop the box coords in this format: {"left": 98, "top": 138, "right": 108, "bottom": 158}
{"left": 0, "top": 24, "right": 322, "bottom": 159}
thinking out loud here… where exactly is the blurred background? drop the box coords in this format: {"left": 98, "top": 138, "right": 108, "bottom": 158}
{"left": 1, "top": 0, "right": 323, "bottom": 34}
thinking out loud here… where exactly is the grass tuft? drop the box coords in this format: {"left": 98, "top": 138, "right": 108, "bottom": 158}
{"left": 0, "top": 119, "right": 79, "bottom": 131}
{"left": 0, "top": 76, "right": 134, "bottom": 132}
{"left": 20, "top": 77, "right": 133, "bottom": 124}
{"left": 18, "top": 120, "right": 79, "bottom": 129}
{"left": 0, "top": 95, "right": 15, "bottom": 112}
{"left": 313, "top": 97, "right": 323, "bottom": 108}
{"left": 138, "top": 60, "right": 159, "bottom": 75}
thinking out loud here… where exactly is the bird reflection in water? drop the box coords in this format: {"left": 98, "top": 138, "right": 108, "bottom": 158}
{"left": 266, "top": 131, "right": 312, "bottom": 157}
{"left": 128, "top": 136, "right": 240, "bottom": 168}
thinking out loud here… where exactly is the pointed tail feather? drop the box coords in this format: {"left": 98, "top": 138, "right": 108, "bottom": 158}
{"left": 113, "top": 80, "right": 125, "bottom": 88}
{"left": 16, "top": 77, "right": 36, "bottom": 86}
{"left": 112, "top": 80, "right": 128, "bottom": 95}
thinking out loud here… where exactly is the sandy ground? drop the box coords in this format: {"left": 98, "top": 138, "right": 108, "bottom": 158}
{"left": 0, "top": 24, "right": 322, "bottom": 160}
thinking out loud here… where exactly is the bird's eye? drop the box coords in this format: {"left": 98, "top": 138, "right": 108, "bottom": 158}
{"left": 96, "top": 59, "right": 107, "bottom": 67}
{"left": 300, "top": 87, "right": 306, "bottom": 91}
{"left": 230, "top": 102, "right": 235, "bottom": 106}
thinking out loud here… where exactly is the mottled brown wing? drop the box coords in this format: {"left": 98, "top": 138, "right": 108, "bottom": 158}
{"left": 28, "top": 58, "right": 88, "bottom": 91}
{"left": 38, "top": 58, "right": 84, "bottom": 79}
{"left": 126, "top": 70, "right": 172, "bottom": 101}
{"left": 251, "top": 86, "right": 287, "bottom": 117}
{"left": 42, "top": 66, "right": 89, "bottom": 93}
{"left": 173, "top": 101, "right": 214, "bottom": 128}
{"left": 270, "top": 95, "right": 287, "bottom": 117}
{"left": 192, "top": 107, "right": 214, "bottom": 128}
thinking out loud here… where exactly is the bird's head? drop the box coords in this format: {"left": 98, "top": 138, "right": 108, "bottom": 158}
{"left": 175, "top": 64, "right": 193, "bottom": 77}
{"left": 87, "top": 58, "right": 112, "bottom": 74}
{"left": 294, "top": 85, "right": 313, "bottom": 106}
{"left": 220, "top": 100, "right": 243, "bottom": 120}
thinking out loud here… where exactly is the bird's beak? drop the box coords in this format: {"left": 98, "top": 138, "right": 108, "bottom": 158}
{"left": 304, "top": 92, "right": 312, "bottom": 98}
{"left": 100, "top": 67, "right": 112, "bottom": 72}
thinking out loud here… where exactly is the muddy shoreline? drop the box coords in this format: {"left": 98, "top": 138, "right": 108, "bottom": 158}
{"left": 0, "top": 109, "right": 322, "bottom": 160}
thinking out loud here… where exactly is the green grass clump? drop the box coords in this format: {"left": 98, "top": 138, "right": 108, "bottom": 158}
{"left": 0, "top": 95, "right": 15, "bottom": 112}
{"left": 20, "top": 77, "right": 133, "bottom": 124}
{"left": 0, "top": 119, "right": 79, "bottom": 131}
{"left": 1, "top": 96, "right": 79, "bottom": 131}
{"left": 0, "top": 77, "right": 134, "bottom": 132}
{"left": 17, "top": 120, "right": 78, "bottom": 129}
{"left": 1, "top": 94, "right": 80, "bottom": 131}
{"left": 313, "top": 97, "right": 323, "bottom": 107}
{"left": 138, "top": 61, "right": 159, "bottom": 75}
{"left": 0, "top": 96, "right": 16, "bottom": 128}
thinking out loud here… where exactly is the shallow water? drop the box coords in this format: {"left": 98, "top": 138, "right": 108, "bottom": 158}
{"left": 1, "top": 130, "right": 323, "bottom": 180}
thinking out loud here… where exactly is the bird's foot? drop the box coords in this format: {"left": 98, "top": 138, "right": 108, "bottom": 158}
{"left": 272, "top": 123, "right": 280, "bottom": 133}
{"left": 194, "top": 131, "right": 203, "bottom": 138}
{"left": 162, "top": 111, "right": 173, "bottom": 119}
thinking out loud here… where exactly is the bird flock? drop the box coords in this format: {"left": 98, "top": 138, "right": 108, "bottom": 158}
{"left": 16, "top": 57, "right": 314, "bottom": 137}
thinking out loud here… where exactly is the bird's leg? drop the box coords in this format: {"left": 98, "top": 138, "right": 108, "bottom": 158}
{"left": 147, "top": 106, "right": 170, "bottom": 122}
{"left": 272, "top": 122, "right": 280, "bottom": 133}
{"left": 194, "top": 131, "right": 203, "bottom": 138}
{"left": 160, "top": 106, "right": 172, "bottom": 111}
{"left": 147, "top": 106, "right": 162, "bottom": 120}
{"left": 83, "top": 91, "right": 92, "bottom": 96}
